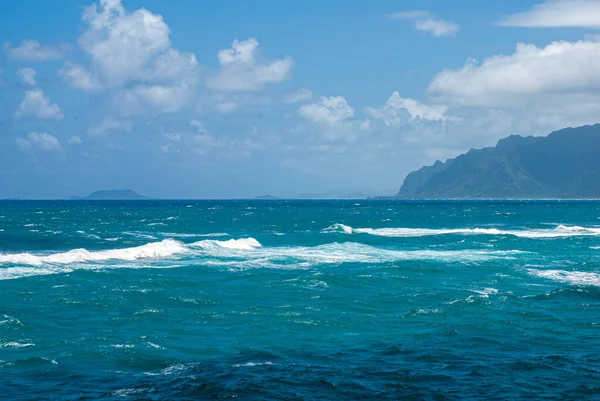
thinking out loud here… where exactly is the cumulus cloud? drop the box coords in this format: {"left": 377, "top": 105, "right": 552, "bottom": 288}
{"left": 16, "top": 132, "right": 62, "bottom": 151}
{"left": 207, "top": 38, "right": 294, "bottom": 91}
{"left": 60, "top": 0, "right": 198, "bottom": 114}
{"left": 285, "top": 88, "right": 313, "bottom": 104}
{"left": 428, "top": 40, "right": 600, "bottom": 107}
{"left": 17, "top": 67, "right": 37, "bottom": 86}
{"left": 366, "top": 91, "right": 452, "bottom": 125}
{"left": 15, "top": 89, "right": 63, "bottom": 120}
{"left": 4, "top": 40, "right": 69, "bottom": 61}
{"left": 389, "top": 10, "right": 459, "bottom": 37}
{"left": 498, "top": 0, "right": 600, "bottom": 28}
{"left": 59, "top": 62, "right": 100, "bottom": 90}
{"left": 87, "top": 118, "right": 132, "bottom": 136}
{"left": 68, "top": 136, "right": 83, "bottom": 144}
{"left": 299, "top": 96, "right": 355, "bottom": 125}
{"left": 113, "top": 84, "right": 194, "bottom": 115}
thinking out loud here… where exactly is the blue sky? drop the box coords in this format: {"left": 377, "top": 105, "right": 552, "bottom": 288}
{"left": 1, "top": 0, "right": 600, "bottom": 198}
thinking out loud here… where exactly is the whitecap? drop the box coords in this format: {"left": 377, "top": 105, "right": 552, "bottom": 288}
{"left": 0, "top": 239, "right": 187, "bottom": 267}
{"left": 528, "top": 269, "right": 600, "bottom": 287}
{"left": 323, "top": 223, "right": 600, "bottom": 239}
{"left": 191, "top": 238, "right": 262, "bottom": 251}
{"left": 233, "top": 361, "right": 275, "bottom": 367}
{"left": 471, "top": 288, "right": 499, "bottom": 298}
{"left": 0, "top": 342, "right": 34, "bottom": 348}
{"left": 76, "top": 231, "right": 102, "bottom": 240}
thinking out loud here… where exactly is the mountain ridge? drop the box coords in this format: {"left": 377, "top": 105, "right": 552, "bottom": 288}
{"left": 396, "top": 124, "right": 600, "bottom": 199}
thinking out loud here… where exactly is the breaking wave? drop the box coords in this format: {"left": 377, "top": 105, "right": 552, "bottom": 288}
{"left": 323, "top": 224, "right": 600, "bottom": 239}
{"left": 0, "top": 236, "right": 526, "bottom": 280}
{"left": 528, "top": 269, "right": 600, "bottom": 287}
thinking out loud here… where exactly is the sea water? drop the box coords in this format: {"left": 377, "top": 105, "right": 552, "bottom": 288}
{"left": 0, "top": 200, "right": 599, "bottom": 399}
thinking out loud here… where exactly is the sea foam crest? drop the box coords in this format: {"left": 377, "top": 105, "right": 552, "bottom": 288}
{"left": 528, "top": 269, "right": 600, "bottom": 287}
{"left": 0, "top": 236, "right": 523, "bottom": 280}
{"left": 191, "top": 238, "right": 262, "bottom": 251}
{"left": 0, "top": 239, "right": 187, "bottom": 266}
{"left": 0, "top": 238, "right": 263, "bottom": 268}
{"left": 323, "top": 224, "right": 600, "bottom": 239}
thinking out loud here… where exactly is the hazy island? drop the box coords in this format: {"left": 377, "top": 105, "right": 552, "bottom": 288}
{"left": 396, "top": 124, "right": 600, "bottom": 199}
{"left": 70, "top": 189, "right": 148, "bottom": 200}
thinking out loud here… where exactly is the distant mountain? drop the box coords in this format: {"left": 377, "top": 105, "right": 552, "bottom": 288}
{"left": 294, "top": 187, "right": 392, "bottom": 199}
{"left": 397, "top": 124, "right": 600, "bottom": 199}
{"left": 255, "top": 194, "right": 278, "bottom": 200}
{"left": 71, "top": 189, "right": 148, "bottom": 200}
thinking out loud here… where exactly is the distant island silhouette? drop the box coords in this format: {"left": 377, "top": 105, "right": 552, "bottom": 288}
{"left": 70, "top": 189, "right": 148, "bottom": 200}
{"left": 395, "top": 124, "right": 600, "bottom": 199}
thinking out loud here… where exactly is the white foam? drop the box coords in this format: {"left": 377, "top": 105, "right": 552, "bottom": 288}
{"left": 159, "top": 232, "right": 229, "bottom": 238}
{"left": 191, "top": 238, "right": 262, "bottom": 250}
{"left": 0, "top": 342, "right": 34, "bottom": 348}
{"left": 528, "top": 269, "right": 600, "bottom": 287}
{"left": 471, "top": 287, "right": 499, "bottom": 298}
{"left": 195, "top": 241, "right": 525, "bottom": 270}
{"left": 0, "top": 239, "right": 187, "bottom": 266}
{"left": 0, "top": 236, "right": 524, "bottom": 280}
{"left": 233, "top": 361, "right": 275, "bottom": 367}
{"left": 323, "top": 224, "right": 600, "bottom": 239}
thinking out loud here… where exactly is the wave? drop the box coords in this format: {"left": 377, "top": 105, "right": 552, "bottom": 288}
{"left": 0, "top": 239, "right": 188, "bottom": 267}
{"left": 323, "top": 223, "right": 600, "bottom": 239}
{"left": 191, "top": 238, "right": 262, "bottom": 251}
{"left": 528, "top": 269, "right": 600, "bottom": 287}
{"left": 0, "top": 237, "right": 526, "bottom": 280}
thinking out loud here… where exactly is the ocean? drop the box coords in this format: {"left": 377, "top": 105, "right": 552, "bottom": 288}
{"left": 0, "top": 200, "right": 599, "bottom": 400}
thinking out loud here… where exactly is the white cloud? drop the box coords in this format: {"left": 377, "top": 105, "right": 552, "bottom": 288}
{"left": 498, "top": 0, "right": 600, "bottom": 28}
{"left": 113, "top": 84, "right": 194, "bottom": 115}
{"left": 17, "top": 67, "right": 37, "bottom": 86}
{"left": 15, "top": 89, "right": 63, "bottom": 120}
{"left": 59, "top": 62, "right": 100, "bottom": 90}
{"left": 366, "top": 91, "right": 452, "bottom": 125}
{"left": 4, "top": 40, "right": 69, "bottom": 61}
{"left": 17, "top": 132, "right": 62, "bottom": 151}
{"left": 87, "top": 118, "right": 132, "bottom": 136}
{"left": 216, "top": 102, "right": 238, "bottom": 114}
{"left": 389, "top": 10, "right": 459, "bottom": 37}
{"left": 415, "top": 18, "right": 459, "bottom": 37}
{"left": 60, "top": 0, "right": 198, "bottom": 114}
{"left": 299, "top": 96, "right": 355, "bottom": 125}
{"left": 285, "top": 88, "right": 313, "bottom": 104}
{"left": 68, "top": 136, "right": 83, "bottom": 144}
{"left": 428, "top": 40, "right": 600, "bottom": 107}
{"left": 207, "top": 38, "right": 294, "bottom": 91}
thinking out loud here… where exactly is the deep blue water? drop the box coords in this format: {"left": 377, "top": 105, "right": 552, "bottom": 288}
{"left": 1, "top": 200, "right": 600, "bottom": 400}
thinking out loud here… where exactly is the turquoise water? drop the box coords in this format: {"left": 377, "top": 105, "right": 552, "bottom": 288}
{"left": 1, "top": 200, "right": 599, "bottom": 400}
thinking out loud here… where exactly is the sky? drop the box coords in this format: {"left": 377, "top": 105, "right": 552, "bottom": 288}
{"left": 1, "top": 0, "right": 600, "bottom": 198}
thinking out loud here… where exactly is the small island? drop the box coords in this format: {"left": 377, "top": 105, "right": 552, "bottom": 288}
{"left": 70, "top": 189, "right": 148, "bottom": 200}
